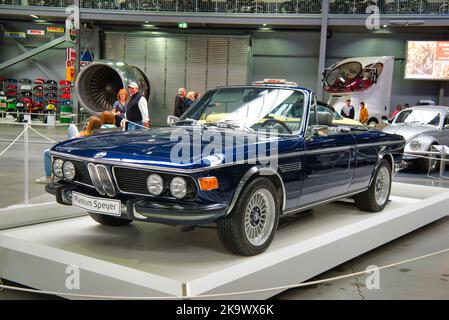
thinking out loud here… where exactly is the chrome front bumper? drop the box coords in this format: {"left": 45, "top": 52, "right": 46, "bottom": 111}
{"left": 46, "top": 182, "right": 228, "bottom": 225}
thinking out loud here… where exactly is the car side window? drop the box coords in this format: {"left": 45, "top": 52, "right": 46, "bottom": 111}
{"left": 444, "top": 115, "right": 449, "bottom": 128}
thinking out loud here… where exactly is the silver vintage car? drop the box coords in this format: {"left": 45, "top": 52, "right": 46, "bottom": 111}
{"left": 383, "top": 106, "right": 449, "bottom": 172}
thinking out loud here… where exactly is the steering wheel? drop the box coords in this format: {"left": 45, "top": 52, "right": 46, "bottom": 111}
{"left": 261, "top": 118, "right": 293, "bottom": 134}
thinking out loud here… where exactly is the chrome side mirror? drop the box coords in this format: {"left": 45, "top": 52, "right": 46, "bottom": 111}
{"left": 167, "top": 116, "right": 179, "bottom": 126}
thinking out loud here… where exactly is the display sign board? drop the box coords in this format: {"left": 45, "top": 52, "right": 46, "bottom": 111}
{"left": 405, "top": 41, "right": 449, "bottom": 80}
{"left": 4, "top": 31, "right": 26, "bottom": 39}
{"left": 27, "top": 30, "right": 45, "bottom": 36}
{"left": 47, "top": 27, "right": 65, "bottom": 33}
{"left": 66, "top": 47, "right": 76, "bottom": 82}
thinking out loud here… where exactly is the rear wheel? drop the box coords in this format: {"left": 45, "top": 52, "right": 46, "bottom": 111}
{"left": 354, "top": 159, "right": 392, "bottom": 212}
{"left": 217, "top": 177, "right": 280, "bottom": 256}
{"left": 89, "top": 212, "right": 133, "bottom": 226}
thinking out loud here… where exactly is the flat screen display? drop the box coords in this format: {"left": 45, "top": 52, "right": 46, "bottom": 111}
{"left": 405, "top": 41, "right": 449, "bottom": 80}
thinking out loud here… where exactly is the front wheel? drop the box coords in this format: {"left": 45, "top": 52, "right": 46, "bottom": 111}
{"left": 217, "top": 177, "right": 280, "bottom": 256}
{"left": 354, "top": 159, "right": 392, "bottom": 212}
{"left": 89, "top": 212, "right": 133, "bottom": 226}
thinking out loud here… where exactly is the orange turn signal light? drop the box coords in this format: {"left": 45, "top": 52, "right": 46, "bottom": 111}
{"left": 198, "top": 177, "right": 219, "bottom": 191}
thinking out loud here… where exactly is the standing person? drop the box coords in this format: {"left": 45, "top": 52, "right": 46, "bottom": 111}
{"left": 123, "top": 82, "right": 150, "bottom": 131}
{"left": 174, "top": 87, "right": 187, "bottom": 118}
{"left": 341, "top": 99, "right": 355, "bottom": 120}
{"left": 113, "top": 88, "right": 128, "bottom": 127}
{"left": 359, "top": 102, "right": 369, "bottom": 125}
{"left": 389, "top": 104, "right": 402, "bottom": 120}
{"left": 186, "top": 91, "right": 196, "bottom": 108}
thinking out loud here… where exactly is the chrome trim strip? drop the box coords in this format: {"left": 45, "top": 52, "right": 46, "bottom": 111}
{"left": 96, "top": 164, "right": 117, "bottom": 197}
{"left": 355, "top": 141, "right": 403, "bottom": 148}
{"left": 50, "top": 140, "right": 402, "bottom": 174}
{"left": 87, "top": 163, "right": 106, "bottom": 196}
{"left": 283, "top": 188, "right": 368, "bottom": 215}
{"left": 227, "top": 166, "right": 286, "bottom": 215}
{"left": 305, "top": 145, "right": 351, "bottom": 155}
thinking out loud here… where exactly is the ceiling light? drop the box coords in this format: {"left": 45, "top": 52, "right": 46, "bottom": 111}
{"left": 30, "top": 14, "right": 39, "bottom": 19}
{"left": 262, "top": 23, "right": 267, "bottom": 27}
{"left": 34, "top": 19, "right": 47, "bottom": 23}
{"left": 142, "top": 24, "right": 155, "bottom": 28}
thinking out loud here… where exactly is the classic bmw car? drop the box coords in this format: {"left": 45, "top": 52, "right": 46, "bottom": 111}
{"left": 46, "top": 81, "right": 405, "bottom": 256}
{"left": 383, "top": 105, "right": 449, "bottom": 172}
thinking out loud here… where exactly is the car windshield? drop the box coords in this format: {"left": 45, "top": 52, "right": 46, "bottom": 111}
{"left": 395, "top": 109, "right": 441, "bottom": 126}
{"left": 179, "top": 87, "right": 306, "bottom": 134}
{"left": 317, "top": 104, "right": 343, "bottom": 120}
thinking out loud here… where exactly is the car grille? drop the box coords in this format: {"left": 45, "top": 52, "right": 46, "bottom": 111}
{"left": 72, "top": 160, "right": 93, "bottom": 186}
{"left": 87, "top": 163, "right": 117, "bottom": 197}
{"left": 113, "top": 167, "right": 151, "bottom": 195}
{"left": 113, "top": 166, "right": 197, "bottom": 200}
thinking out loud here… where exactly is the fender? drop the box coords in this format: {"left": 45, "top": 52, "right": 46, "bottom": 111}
{"left": 369, "top": 152, "right": 394, "bottom": 186}
{"left": 226, "top": 166, "right": 286, "bottom": 215}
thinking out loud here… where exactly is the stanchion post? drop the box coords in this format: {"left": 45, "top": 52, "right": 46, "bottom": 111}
{"left": 440, "top": 149, "right": 445, "bottom": 179}
{"left": 24, "top": 120, "right": 29, "bottom": 206}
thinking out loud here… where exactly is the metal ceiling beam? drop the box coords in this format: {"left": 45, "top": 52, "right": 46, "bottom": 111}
{"left": 0, "top": 5, "right": 449, "bottom": 26}
{"left": 0, "top": 36, "right": 66, "bottom": 71}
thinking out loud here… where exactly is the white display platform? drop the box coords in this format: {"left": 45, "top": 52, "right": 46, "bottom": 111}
{"left": 0, "top": 182, "right": 448, "bottom": 300}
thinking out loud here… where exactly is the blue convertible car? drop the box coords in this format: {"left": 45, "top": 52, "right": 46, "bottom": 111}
{"left": 47, "top": 82, "right": 405, "bottom": 256}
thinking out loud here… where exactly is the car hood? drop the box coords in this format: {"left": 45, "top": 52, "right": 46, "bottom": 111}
{"left": 51, "top": 127, "right": 286, "bottom": 171}
{"left": 382, "top": 124, "right": 437, "bottom": 143}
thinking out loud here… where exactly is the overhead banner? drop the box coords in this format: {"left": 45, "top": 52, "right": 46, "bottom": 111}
{"left": 405, "top": 41, "right": 449, "bottom": 80}
{"left": 4, "top": 31, "right": 26, "bottom": 39}
{"left": 27, "top": 29, "right": 45, "bottom": 36}
{"left": 47, "top": 26, "right": 65, "bottom": 33}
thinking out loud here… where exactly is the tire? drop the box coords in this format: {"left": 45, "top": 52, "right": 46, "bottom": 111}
{"left": 418, "top": 145, "right": 439, "bottom": 173}
{"left": 354, "top": 159, "right": 392, "bottom": 212}
{"left": 368, "top": 118, "right": 379, "bottom": 126}
{"left": 217, "top": 177, "right": 280, "bottom": 256}
{"left": 89, "top": 212, "right": 133, "bottom": 226}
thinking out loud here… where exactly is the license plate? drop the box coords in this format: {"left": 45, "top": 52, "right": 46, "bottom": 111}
{"left": 72, "top": 192, "right": 121, "bottom": 217}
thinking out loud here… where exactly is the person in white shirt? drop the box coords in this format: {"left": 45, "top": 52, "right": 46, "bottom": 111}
{"left": 122, "top": 82, "right": 150, "bottom": 130}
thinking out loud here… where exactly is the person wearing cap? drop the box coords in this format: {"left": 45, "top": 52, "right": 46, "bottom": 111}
{"left": 123, "top": 82, "right": 150, "bottom": 130}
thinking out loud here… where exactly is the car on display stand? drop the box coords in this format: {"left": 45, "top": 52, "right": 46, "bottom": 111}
{"left": 46, "top": 80, "right": 405, "bottom": 256}
{"left": 383, "top": 105, "right": 449, "bottom": 172}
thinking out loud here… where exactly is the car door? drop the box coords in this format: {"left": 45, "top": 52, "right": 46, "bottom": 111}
{"left": 298, "top": 100, "right": 356, "bottom": 206}
{"left": 350, "top": 129, "right": 384, "bottom": 191}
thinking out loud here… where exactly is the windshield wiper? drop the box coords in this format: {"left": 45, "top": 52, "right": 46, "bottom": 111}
{"left": 174, "top": 119, "right": 206, "bottom": 129}
{"left": 204, "top": 122, "right": 239, "bottom": 130}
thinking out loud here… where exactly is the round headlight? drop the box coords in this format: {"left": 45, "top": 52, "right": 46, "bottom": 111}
{"left": 147, "top": 174, "right": 164, "bottom": 196}
{"left": 170, "top": 177, "right": 187, "bottom": 199}
{"left": 410, "top": 140, "right": 422, "bottom": 151}
{"left": 62, "top": 161, "right": 76, "bottom": 181}
{"left": 52, "top": 159, "right": 64, "bottom": 178}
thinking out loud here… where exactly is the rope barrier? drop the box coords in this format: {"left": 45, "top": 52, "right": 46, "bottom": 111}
{"left": 0, "top": 246, "right": 448, "bottom": 299}
{"left": 0, "top": 127, "right": 27, "bottom": 157}
{"left": 28, "top": 126, "right": 58, "bottom": 144}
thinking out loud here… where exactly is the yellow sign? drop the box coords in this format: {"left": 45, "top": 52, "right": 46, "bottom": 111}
{"left": 47, "top": 27, "right": 65, "bottom": 33}
{"left": 66, "top": 66, "right": 74, "bottom": 82}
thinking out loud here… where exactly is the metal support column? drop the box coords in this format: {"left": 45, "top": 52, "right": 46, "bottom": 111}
{"left": 316, "top": 0, "right": 329, "bottom": 100}
{"left": 74, "top": 0, "right": 81, "bottom": 124}
{"left": 438, "top": 82, "right": 446, "bottom": 106}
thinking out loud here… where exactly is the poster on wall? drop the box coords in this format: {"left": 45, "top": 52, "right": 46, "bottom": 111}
{"left": 27, "top": 30, "right": 45, "bottom": 36}
{"left": 4, "top": 31, "right": 26, "bottom": 39}
{"left": 405, "top": 41, "right": 449, "bottom": 80}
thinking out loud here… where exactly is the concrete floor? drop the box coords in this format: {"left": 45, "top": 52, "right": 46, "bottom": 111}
{"left": 0, "top": 123, "right": 448, "bottom": 299}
